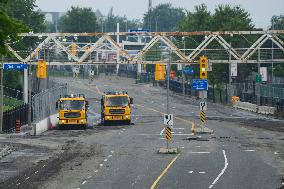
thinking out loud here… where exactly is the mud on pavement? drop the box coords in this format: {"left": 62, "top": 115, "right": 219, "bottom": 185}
{"left": 0, "top": 129, "right": 107, "bottom": 189}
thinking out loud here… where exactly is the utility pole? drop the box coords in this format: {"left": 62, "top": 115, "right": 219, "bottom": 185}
{"left": 166, "top": 49, "right": 171, "bottom": 115}
{"left": 229, "top": 41, "right": 232, "bottom": 84}
{"left": 28, "top": 49, "right": 32, "bottom": 128}
{"left": 182, "top": 37, "right": 186, "bottom": 99}
{"left": 271, "top": 21, "right": 274, "bottom": 83}
{"left": 0, "top": 56, "right": 4, "bottom": 132}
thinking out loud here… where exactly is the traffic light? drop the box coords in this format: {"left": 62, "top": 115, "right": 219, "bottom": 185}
{"left": 200, "top": 56, "right": 208, "bottom": 79}
{"left": 37, "top": 60, "right": 47, "bottom": 79}
{"left": 71, "top": 43, "right": 77, "bottom": 56}
{"left": 155, "top": 64, "right": 165, "bottom": 81}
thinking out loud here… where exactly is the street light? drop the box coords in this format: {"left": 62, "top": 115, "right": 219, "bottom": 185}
{"left": 182, "top": 36, "right": 186, "bottom": 98}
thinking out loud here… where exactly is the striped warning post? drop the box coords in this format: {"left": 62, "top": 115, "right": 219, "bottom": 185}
{"left": 165, "top": 127, "right": 172, "bottom": 140}
{"left": 200, "top": 111, "right": 206, "bottom": 123}
{"left": 16, "top": 119, "right": 21, "bottom": 133}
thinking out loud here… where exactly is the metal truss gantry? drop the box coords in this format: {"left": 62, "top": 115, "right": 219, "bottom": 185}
{"left": 5, "top": 30, "right": 284, "bottom": 65}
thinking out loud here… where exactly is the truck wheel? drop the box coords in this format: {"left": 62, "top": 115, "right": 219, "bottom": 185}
{"left": 82, "top": 124, "right": 87, "bottom": 130}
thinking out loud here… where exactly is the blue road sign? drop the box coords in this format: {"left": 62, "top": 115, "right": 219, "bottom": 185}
{"left": 129, "top": 29, "right": 150, "bottom": 32}
{"left": 3, "top": 63, "right": 28, "bottom": 70}
{"left": 183, "top": 66, "right": 194, "bottom": 75}
{"left": 192, "top": 79, "right": 208, "bottom": 91}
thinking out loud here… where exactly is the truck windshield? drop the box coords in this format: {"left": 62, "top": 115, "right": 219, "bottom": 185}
{"left": 106, "top": 96, "right": 128, "bottom": 107}
{"left": 60, "top": 100, "right": 85, "bottom": 110}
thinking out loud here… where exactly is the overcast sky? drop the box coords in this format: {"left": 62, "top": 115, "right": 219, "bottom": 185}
{"left": 36, "top": 0, "right": 284, "bottom": 29}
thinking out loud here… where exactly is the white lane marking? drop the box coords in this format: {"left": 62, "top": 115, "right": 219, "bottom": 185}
{"left": 25, "top": 177, "right": 30, "bottom": 180}
{"left": 108, "top": 155, "right": 113, "bottom": 158}
{"left": 16, "top": 183, "right": 21, "bottom": 186}
{"left": 77, "top": 188, "right": 80, "bottom": 189}
{"left": 160, "top": 128, "right": 165, "bottom": 136}
{"left": 104, "top": 159, "right": 108, "bottom": 162}
{"left": 181, "top": 146, "right": 185, "bottom": 149}
{"left": 94, "top": 170, "right": 98, "bottom": 173}
{"left": 42, "top": 165, "right": 46, "bottom": 168}
{"left": 209, "top": 150, "right": 228, "bottom": 188}
{"left": 178, "top": 132, "right": 182, "bottom": 134}
{"left": 195, "top": 146, "right": 201, "bottom": 148}
{"left": 274, "top": 151, "right": 279, "bottom": 155}
{"left": 110, "top": 151, "right": 114, "bottom": 154}
{"left": 82, "top": 180, "right": 87, "bottom": 185}
{"left": 244, "top": 150, "right": 256, "bottom": 152}
{"left": 188, "top": 171, "right": 194, "bottom": 174}
{"left": 99, "top": 164, "right": 103, "bottom": 167}
{"left": 247, "top": 130, "right": 251, "bottom": 132}
{"left": 87, "top": 176, "right": 92, "bottom": 179}
{"left": 199, "top": 172, "right": 206, "bottom": 174}
{"left": 159, "top": 138, "right": 166, "bottom": 140}
{"left": 35, "top": 171, "right": 38, "bottom": 174}
{"left": 190, "top": 152, "right": 210, "bottom": 154}
{"left": 172, "top": 128, "right": 186, "bottom": 130}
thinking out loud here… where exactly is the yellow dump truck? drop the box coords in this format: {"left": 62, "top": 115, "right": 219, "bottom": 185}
{"left": 101, "top": 91, "right": 133, "bottom": 125}
{"left": 56, "top": 94, "right": 89, "bottom": 129}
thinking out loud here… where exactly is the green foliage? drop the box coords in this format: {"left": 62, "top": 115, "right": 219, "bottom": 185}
{"left": 179, "top": 4, "right": 212, "bottom": 32}
{"left": 270, "top": 15, "right": 284, "bottom": 29}
{"left": 178, "top": 4, "right": 255, "bottom": 84}
{"left": 103, "top": 15, "right": 141, "bottom": 32}
{"left": 59, "top": 6, "right": 99, "bottom": 32}
{"left": 143, "top": 3, "right": 185, "bottom": 32}
{"left": 211, "top": 5, "right": 254, "bottom": 31}
{"left": 3, "top": 70, "right": 22, "bottom": 90}
{"left": 7, "top": 0, "right": 46, "bottom": 32}
{"left": 0, "top": 0, "right": 28, "bottom": 55}
{"left": 274, "top": 64, "right": 284, "bottom": 77}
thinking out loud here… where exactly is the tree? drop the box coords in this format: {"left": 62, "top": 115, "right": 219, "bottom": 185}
{"left": 143, "top": 3, "right": 185, "bottom": 32}
{"left": 59, "top": 7, "right": 99, "bottom": 32}
{"left": 270, "top": 14, "right": 284, "bottom": 29}
{"left": 0, "top": 0, "right": 28, "bottom": 55}
{"left": 179, "top": 4, "right": 212, "bottom": 32}
{"left": 6, "top": 0, "right": 46, "bottom": 32}
{"left": 270, "top": 14, "right": 284, "bottom": 77}
{"left": 102, "top": 15, "right": 141, "bottom": 32}
{"left": 178, "top": 4, "right": 255, "bottom": 84}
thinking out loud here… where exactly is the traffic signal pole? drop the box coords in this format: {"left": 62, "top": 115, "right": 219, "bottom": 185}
{"left": 0, "top": 56, "right": 3, "bottom": 132}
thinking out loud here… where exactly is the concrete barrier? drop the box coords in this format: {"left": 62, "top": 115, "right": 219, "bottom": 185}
{"left": 258, "top": 106, "right": 276, "bottom": 115}
{"left": 30, "top": 113, "right": 58, "bottom": 136}
{"left": 234, "top": 101, "right": 258, "bottom": 113}
{"left": 234, "top": 101, "right": 275, "bottom": 115}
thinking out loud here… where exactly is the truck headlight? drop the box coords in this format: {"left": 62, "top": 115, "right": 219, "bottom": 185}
{"left": 62, "top": 120, "right": 65, "bottom": 123}
{"left": 125, "top": 116, "right": 129, "bottom": 118}
{"left": 106, "top": 116, "right": 110, "bottom": 119}
{"left": 80, "top": 120, "right": 84, "bottom": 123}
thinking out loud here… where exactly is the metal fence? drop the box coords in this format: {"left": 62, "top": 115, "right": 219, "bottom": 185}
{"left": 32, "top": 84, "right": 68, "bottom": 122}
{"left": 117, "top": 69, "right": 284, "bottom": 117}
{"left": 2, "top": 104, "right": 29, "bottom": 133}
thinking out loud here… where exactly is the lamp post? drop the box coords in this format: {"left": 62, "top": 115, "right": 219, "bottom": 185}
{"left": 182, "top": 36, "right": 185, "bottom": 98}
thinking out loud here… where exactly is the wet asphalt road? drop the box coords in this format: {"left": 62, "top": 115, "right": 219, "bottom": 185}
{"left": 47, "top": 76, "right": 284, "bottom": 189}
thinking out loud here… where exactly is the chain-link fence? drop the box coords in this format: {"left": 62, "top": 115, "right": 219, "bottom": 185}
{"left": 32, "top": 84, "right": 68, "bottom": 122}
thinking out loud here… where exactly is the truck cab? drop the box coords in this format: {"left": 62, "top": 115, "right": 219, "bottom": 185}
{"left": 101, "top": 91, "right": 133, "bottom": 125}
{"left": 56, "top": 94, "right": 88, "bottom": 129}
